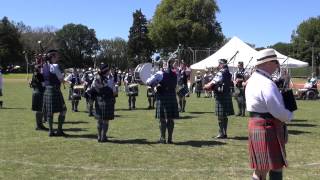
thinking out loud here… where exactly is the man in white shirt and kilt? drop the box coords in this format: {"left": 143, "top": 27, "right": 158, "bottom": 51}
{"left": 245, "top": 49, "right": 293, "bottom": 180}
{"left": 146, "top": 59, "right": 179, "bottom": 144}
{"left": 30, "top": 64, "right": 48, "bottom": 130}
{"left": 91, "top": 64, "right": 116, "bottom": 142}
{"left": 204, "top": 59, "right": 234, "bottom": 139}
{"left": 42, "top": 49, "right": 67, "bottom": 137}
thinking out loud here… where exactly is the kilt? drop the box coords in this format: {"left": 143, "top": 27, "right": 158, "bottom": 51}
{"left": 32, "top": 89, "right": 44, "bottom": 111}
{"left": 248, "top": 115, "right": 287, "bottom": 170}
{"left": 155, "top": 94, "right": 179, "bottom": 119}
{"left": 42, "top": 86, "right": 67, "bottom": 114}
{"left": 215, "top": 93, "right": 234, "bottom": 117}
{"left": 95, "top": 96, "right": 115, "bottom": 120}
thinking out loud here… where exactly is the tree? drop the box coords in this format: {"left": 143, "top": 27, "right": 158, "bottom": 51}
{"left": 99, "top": 38, "right": 129, "bottom": 70}
{"left": 127, "top": 9, "right": 154, "bottom": 66}
{"left": 55, "top": 23, "right": 99, "bottom": 68}
{"left": 270, "top": 42, "right": 292, "bottom": 56}
{"left": 291, "top": 16, "right": 320, "bottom": 66}
{"left": 149, "top": 0, "right": 224, "bottom": 58}
{"left": 0, "top": 16, "right": 24, "bottom": 68}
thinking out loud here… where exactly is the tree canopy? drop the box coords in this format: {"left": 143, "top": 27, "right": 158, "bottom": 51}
{"left": 149, "top": 0, "right": 224, "bottom": 52}
{"left": 127, "top": 9, "right": 154, "bottom": 66}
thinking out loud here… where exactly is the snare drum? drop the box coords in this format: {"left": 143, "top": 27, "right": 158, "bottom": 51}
{"left": 127, "top": 83, "right": 139, "bottom": 96}
{"left": 134, "top": 63, "right": 153, "bottom": 85}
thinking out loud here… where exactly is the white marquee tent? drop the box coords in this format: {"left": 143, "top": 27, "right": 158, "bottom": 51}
{"left": 190, "top": 36, "right": 309, "bottom": 70}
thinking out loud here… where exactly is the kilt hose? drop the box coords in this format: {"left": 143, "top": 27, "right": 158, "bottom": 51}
{"left": 215, "top": 93, "right": 234, "bottom": 117}
{"left": 248, "top": 115, "right": 288, "bottom": 170}
{"left": 155, "top": 94, "right": 179, "bottom": 119}
{"left": 32, "top": 89, "right": 44, "bottom": 111}
{"left": 95, "top": 96, "right": 115, "bottom": 120}
{"left": 42, "top": 86, "right": 67, "bottom": 115}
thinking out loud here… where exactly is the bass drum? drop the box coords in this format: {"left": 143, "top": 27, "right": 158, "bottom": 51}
{"left": 134, "top": 63, "right": 153, "bottom": 85}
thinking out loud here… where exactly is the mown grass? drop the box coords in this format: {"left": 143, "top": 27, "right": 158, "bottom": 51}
{"left": 0, "top": 77, "right": 319, "bottom": 179}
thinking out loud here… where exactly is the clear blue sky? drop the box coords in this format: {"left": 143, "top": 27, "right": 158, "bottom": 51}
{"left": 0, "top": 0, "right": 319, "bottom": 47}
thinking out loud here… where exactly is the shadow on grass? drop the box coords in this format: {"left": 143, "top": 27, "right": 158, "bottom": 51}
{"left": 229, "top": 136, "right": 248, "bottom": 141}
{"left": 288, "top": 130, "right": 311, "bottom": 135}
{"left": 63, "top": 128, "right": 88, "bottom": 132}
{"left": 108, "top": 138, "right": 157, "bottom": 145}
{"left": 291, "top": 119, "right": 308, "bottom": 122}
{"left": 173, "top": 140, "right": 226, "bottom": 147}
{"left": 64, "top": 134, "right": 97, "bottom": 139}
{"left": 177, "top": 115, "right": 195, "bottom": 120}
{"left": 0, "top": 107, "right": 26, "bottom": 110}
{"left": 55, "top": 120, "right": 89, "bottom": 124}
{"left": 188, "top": 111, "right": 213, "bottom": 114}
{"left": 287, "top": 123, "right": 316, "bottom": 127}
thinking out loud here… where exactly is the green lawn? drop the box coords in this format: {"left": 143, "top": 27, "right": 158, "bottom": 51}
{"left": 0, "top": 77, "right": 319, "bottom": 179}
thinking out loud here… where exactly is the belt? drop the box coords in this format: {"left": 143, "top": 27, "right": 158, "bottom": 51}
{"left": 249, "top": 112, "right": 274, "bottom": 119}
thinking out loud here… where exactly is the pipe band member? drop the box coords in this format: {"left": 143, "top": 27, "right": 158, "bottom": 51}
{"left": 245, "top": 49, "right": 293, "bottom": 180}
{"left": 82, "top": 68, "right": 95, "bottom": 116}
{"left": 124, "top": 69, "right": 138, "bottom": 110}
{"left": 203, "top": 59, "right": 234, "bottom": 139}
{"left": 177, "top": 61, "right": 189, "bottom": 112}
{"left": 65, "top": 68, "right": 82, "bottom": 112}
{"left": 42, "top": 49, "right": 67, "bottom": 137}
{"left": 233, "top": 61, "right": 246, "bottom": 116}
{"left": 30, "top": 64, "right": 48, "bottom": 130}
{"left": 92, "top": 64, "right": 116, "bottom": 142}
{"left": 0, "top": 66, "right": 3, "bottom": 108}
{"left": 147, "top": 59, "right": 179, "bottom": 144}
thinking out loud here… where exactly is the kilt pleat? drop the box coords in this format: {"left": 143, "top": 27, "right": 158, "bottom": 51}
{"left": 215, "top": 94, "right": 234, "bottom": 116}
{"left": 42, "top": 86, "right": 66, "bottom": 114}
{"left": 155, "top": 94, "right": 179, "bottom": 119}
{"left": 95, "top": 96, "right": 115, "bottom": 120}
{"left": 32, "top": 89, "right": 43, "bottom": 111}
{"left": 248, "top": 117, "right": 287, "bottom": 170}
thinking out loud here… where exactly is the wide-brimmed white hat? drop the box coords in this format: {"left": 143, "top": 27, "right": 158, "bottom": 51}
{"left": 255, "top": 48, "right": 279, "bottom": 66}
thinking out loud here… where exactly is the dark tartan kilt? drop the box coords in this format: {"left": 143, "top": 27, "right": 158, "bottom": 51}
{"left": 248, "top": 117, "right": 287, "bottom": 170}
{"left": 32, "top": 89, "right": 44, "bottom": 111}
{"left": 215, "top": 93, "right": 234, "bottom": 117}
{"left": 42, "top": 86, "right": 67, "bottom": 114}
{"left": 95, "top": 96, "right": 115, "bottom": 120}
{"left": 155, "top": 94, "right": 179, "bottom": 119}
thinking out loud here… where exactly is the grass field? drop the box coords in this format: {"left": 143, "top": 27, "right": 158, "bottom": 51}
{"left": 0, "top": 76, "right": 319, "bottom": 179}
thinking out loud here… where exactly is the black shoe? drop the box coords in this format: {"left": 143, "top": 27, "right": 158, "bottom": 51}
{"left": 48, "top": 131, "right": 55, "bottom": 137}
{"left": 167, "top": 140, "right": 173, "bottom": 144}
{"left": 158, "top": 138, "right": 166, "bottom": 144}
{"left": 74, "top": 109, "right": 78, "bottom": 112}
{"left": 100, "top": 137, "right": 108, "bottom": 143}
{"left": 56, "top": 131, "right": 67, "bottom": 136}
{"left": 215, "top": 134, "right": 227, "bottom": 139}
{"left": 89, "top": 113, "right": 94, "bottom": 117}
{"left": 35, "top": 126, "right": 49, "bottom": 131}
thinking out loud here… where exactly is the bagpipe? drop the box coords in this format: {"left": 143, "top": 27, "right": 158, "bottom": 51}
{"left": 272, "top": 69, "right": 297, "bottom": 112}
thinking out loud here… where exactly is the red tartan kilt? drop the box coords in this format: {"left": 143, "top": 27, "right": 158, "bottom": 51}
{"left": 248, "top": 117, "right": 287, "bottom": 170}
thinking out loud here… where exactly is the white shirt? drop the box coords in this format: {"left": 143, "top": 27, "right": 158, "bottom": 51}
{"left": 92, "top": 74, "right": 116, "bottom": 93}
{"left": 245, "top": 68, "right": 293, "bottom": 122}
